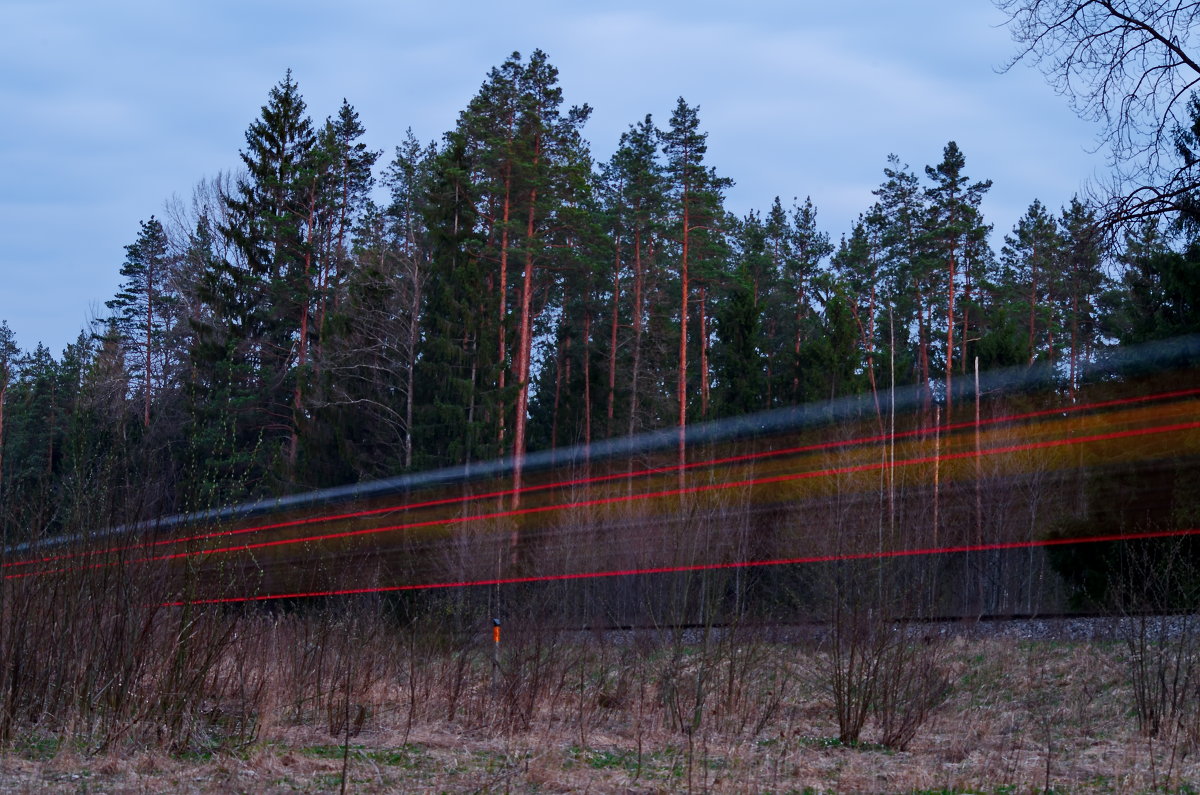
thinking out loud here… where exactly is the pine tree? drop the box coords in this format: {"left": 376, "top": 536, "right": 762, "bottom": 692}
{"left": 106, "top": 216, "right": 173, "bottom": 427}
{"left": 459, "top": 53, "right": 524, "bottom": 451}
{"left": 386, "top": 131, "right": 434, "bottom": 469}
{"left": 923, "top": 142, "right": 992, "bottom": 417}
{"left": 449, "top": 51, "right": 593, "bottom": 500}
{"left": 0, "top": 321, "right": 19, "bottom": 507}
{"left": 662, "top": 98, "right": 731, "bottom": 460}
{"left": 600, "top": 115, "right": 668, "bottom": 435}
{"left": 871, "top": 157, "right": 927, "bottom": 412}
{"left": 833, "top": 216, "right": 885, "bottom": 422}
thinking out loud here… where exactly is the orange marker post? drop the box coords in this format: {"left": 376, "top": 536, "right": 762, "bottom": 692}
{"left": 491, "top": 618, "right": 501, "bottom": 687}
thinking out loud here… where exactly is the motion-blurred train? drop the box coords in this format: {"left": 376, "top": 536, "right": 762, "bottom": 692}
{"left": 7, "top": 336, "right": 1200, "bottom": 621}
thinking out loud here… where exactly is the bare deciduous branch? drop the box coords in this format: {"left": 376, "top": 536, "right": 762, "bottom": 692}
{"left": 997, "top": 0, "right": 1200, "bottom": 225}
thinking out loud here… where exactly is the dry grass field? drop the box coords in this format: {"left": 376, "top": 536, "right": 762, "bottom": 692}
{"left": 0, "top": 621, "right": 1196, "bottom": 794}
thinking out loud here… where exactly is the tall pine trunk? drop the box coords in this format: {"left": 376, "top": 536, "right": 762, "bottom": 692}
{"left": 512, "top": 136, "right": 540, "bottom": 514}
{"left": 699, "top": 286, "right": 709, "bottom": 419}
{"left": 960, "top": 267, "right": 972, "bottom": 375}
{"left": 290, "top": 200, "right": 316, "bottom": 469}
{"left": 1028, "top": 252, "right": 1038, "bottom": 365}
{"left": 404, "top": 266, "right": 421, "bottom": 470}
{"left": 0, "top": 382, "right": 6, "bottom": 496}
{"left": 677, "top": 200, "right": 690, "bottom": 473}
{"left": 945, "top": 249, "right": 956, "bottom": 421}
{"left": 144, "top": 258, "right": 153, "bottom": 428}
{"left": 497, "top": 167, "right": 512, "bottom": 445}
{"left": 607, "top": 241, "right": 620, "bottom": 435}
{"left": 1070, "top": 289, "right": 1079, "bottom": 399}
{"left": 551, "top": 335, "right": 564, "bottom": 449}
{"left": 919, "top": 291, "right": 931, "bottom": 423}
{"left": 628, "top": 232, "right": 645, "bottom": 437}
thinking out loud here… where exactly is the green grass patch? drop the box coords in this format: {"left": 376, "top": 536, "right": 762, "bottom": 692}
{"left": 565, "top": 744, "right": 689, "bottom": 779}
{"left": 298, "top": 743, "right": 427, "bottom": 769}
{"left": 14, "top": 734, "right": 61, "bottom": 761}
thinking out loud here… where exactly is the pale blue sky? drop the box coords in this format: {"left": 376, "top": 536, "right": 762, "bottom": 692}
{"left": 1, "top": 0, "right": 1101, "bottom": 354}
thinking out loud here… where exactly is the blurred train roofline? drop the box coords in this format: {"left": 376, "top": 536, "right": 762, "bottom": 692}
{"left": 7, "top": 333, "right": 1199, "bottom": 557}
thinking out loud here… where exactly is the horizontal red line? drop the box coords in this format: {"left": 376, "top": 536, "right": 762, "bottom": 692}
{"left": 164, "top": 525, "right": 1200, "bottom": 606}
{"left": 144, "top": 419, "right": 1200, "bottom": 564}
{"left": 9, "top": 386, "right": 1197, "bottom": 571}
{"left": 17, "top": 417, "right": 1198, "bottom": 582}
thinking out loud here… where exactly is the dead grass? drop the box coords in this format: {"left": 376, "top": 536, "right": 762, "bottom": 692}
{"left": 0, "top": 624, "right": 1197, "bottom": 793}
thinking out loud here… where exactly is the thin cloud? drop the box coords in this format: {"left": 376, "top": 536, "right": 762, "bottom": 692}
{"left": 0, "top": 1, "right": 1104, "bottom": 353}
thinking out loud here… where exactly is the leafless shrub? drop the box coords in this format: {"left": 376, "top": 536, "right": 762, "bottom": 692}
{"left": 820, "top": 559, "right": 952, "bottom": 749}
{"left": 1113, "top": 539, "right": 1200, "bottom": 746}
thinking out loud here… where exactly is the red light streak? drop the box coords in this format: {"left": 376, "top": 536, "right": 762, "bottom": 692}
{"left": 164, "top": 525, "right": 1200, "bottom": 607}
{"left": 14, "top": 417, "right": 1199, "bottom": 582}
{"left": 8, "top": 386, "right": 1198, "bottom": 571}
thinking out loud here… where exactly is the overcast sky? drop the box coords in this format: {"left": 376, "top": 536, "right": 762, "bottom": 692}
{"left": 1, "top": 0, "right": 1103, "bottom": 354}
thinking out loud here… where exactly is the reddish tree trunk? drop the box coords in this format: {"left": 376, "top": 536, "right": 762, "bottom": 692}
{"left": 0, "top": 383, "right": 6, "bottom": 489}
{"left": 919, "top": 291, "right": 931, "bottom": 423}
{"left": 1028, "top": 252, "right": 1038, "bottom": 365}
{"left": 1070, "top": 289, "right": 1079, "bottom": 398}
{"left": 512, "top": 137, "right": 540, "bottom": 513}
{"left": 678, "top": 203, "right": 690, "bottom": 472}
{"left": 699, "top": 286, "right": 709, "bottom": 418}
{"left": 628, "top": 232, "right": 645, "bottom": 437}
{"left": 144, "top": 257, "right": 153, "bottom": 428}
{"left": 583, "top": 311, "right": 592, "bottom": 448}
{"left": 945, "top": 250, "right": 956, "bottom": 421}
{"left": 960, "top": 266, "right": 972, "bottom": 375}
{"left": 607, "top": 242, "right": 620, "bottom": 433}
{"left": 497, "top": 167, "right": 512, "bottom": 445}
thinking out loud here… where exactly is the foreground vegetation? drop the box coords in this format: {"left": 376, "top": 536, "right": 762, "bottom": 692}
{"left": 0, "top": 594, "right": 1198, "bottom": 794}
{"left": 5, "top": 4, "right": 1200, "bottom": 791}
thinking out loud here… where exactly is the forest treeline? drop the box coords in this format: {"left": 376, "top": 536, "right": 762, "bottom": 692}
{"left": 1, "top": 50, "right": 1198, "bottom": 538}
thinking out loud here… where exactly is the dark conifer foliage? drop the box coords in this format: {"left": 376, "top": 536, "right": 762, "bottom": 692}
{"left": 922, "top": 142, "right": 993, "bottom": 415}
{"left": 597, "top": 115, "right": 670, "bottom": 435}
{"left": 105, "top": 217, "right": 174, "bottom": 428}
{"left": 2, "top": 51, "right": 1195, "bottom": 538}
{"left": 661, "top": 98, "right": 732, "bottom": 449}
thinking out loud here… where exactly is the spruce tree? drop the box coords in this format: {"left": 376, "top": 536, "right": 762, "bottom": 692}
{"left": 714, "top": 223, "right": 768, "bottom": 417}
{"left": 1105, "top": 218, "right": 1200, "bottom": 344}
{"left": 221, "top": 70, "right": 317, "bottom": 480}
{"left": 769, "top": 197, "right": 833, "bottom": 406}
{"left": 413, "top": 133, "right": 497, "bottom": 469}
{"left": 999, "top": 199, "right": 1062, "bottom": 365}
{"left": 1058, "top": 197, "right": 1106, "bottom": 392}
